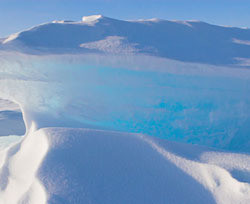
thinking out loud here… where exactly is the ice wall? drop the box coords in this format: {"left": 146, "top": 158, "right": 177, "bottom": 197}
{"left": 1, "top": 52, "right": 250, "bottom": 152}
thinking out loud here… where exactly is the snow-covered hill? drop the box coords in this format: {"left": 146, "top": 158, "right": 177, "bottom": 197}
{"left": 1, "top": 15, "right": 250, "bottom": 204}
{"left": 1, "top": 15, "right": 250, "bottom": 66}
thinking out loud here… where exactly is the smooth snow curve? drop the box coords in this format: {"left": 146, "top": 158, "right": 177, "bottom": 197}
{"left": 0, "top": 124, "right": 48, "bottom": 204}
{"left": 1, "top": 128, "right": 250, "bottom": 204}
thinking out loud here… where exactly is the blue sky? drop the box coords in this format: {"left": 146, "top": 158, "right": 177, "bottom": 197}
{"left": 1, "top": 0, "right": 250, "bottom": 37}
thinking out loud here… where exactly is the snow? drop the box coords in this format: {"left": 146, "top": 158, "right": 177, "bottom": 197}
{"left": 233, "top": 38, "right": 250, "bottom": 46}
{"left": 2, "top": 15, "right": 250, "bottom": 67}
{"left": 80, "top": 36, "right": 139, "bottom": 54}
{"left": 52, "top": 20, "right": 75, "bottom": 24}
{"left": 0, "top": 15, "right": 250, "bottom": 203}
{"left": 0, "top": 124, "right": 48, "bottom": 204}
{"left": 2, "top": 33, "right": 20, "bottom": 44}
{"left": 82, "top": 14, "right": 103, "bottom": 23}
{"left": 0, "top": 99, "right": 19, "bottom": 112}
{"left": 1, "top": 128, "right": 250, "bottom": 203}
{"left": 0, "top": 136, "right": 22, "bottom": 150}
{"left": 170, "top": 20, "right": 193, "bottom": 27}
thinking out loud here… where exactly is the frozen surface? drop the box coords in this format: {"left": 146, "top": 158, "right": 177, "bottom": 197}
{"left": 0, "top": 128, "right": 250, "bottom": 204}
{"left": 2, "top": 15, "right": 250, "bottom": 66}
{"left": 0, "top": 15, "right": 250, "bottom": 203}
{"left": 0, "top": 52, "right": 250, "bottom": 151}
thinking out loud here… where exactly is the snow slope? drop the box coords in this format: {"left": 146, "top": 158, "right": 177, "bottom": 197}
{"left": 0, "top": 15, "right": 250, "bottom": 203}
{"left": 0, "top": 128, "right": 250, "bottom": 204}
{"left": 1, "top": 15, "right": 250, "bottom": 66}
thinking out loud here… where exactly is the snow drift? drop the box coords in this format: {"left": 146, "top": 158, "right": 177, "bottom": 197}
{"left": 1, "top": 128, "right": 250, "bottom": 204}
{"left": 0, "top": 15, "right": 250, "bottom": 203}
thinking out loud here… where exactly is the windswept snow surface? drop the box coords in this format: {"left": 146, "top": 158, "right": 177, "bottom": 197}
{"left": 2, "top": 15, "right": 250, "bottom": 66}
{"left": 0, "top": 15, "right": 250, "bottom": 203}
{"left": 0, "top": 128, "right": 250, "bottom": 204}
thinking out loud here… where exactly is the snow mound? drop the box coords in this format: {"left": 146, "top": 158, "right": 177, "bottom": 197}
{"left": 1, "top": 15, "right": 250, "bottom": 66}
{"left": 1, "top": 127, "right": 250, "bottom": 204}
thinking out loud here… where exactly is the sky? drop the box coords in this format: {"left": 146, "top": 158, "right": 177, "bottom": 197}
{"left": 1, "top": 0, "right": 250, "bottom": 37}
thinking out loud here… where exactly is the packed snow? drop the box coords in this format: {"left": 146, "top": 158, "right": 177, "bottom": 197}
{"left": 0, "top": 15, "right": 250, "bottom": 203}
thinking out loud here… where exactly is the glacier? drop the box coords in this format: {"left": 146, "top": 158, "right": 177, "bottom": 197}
{"left": 0, "top": 15, "right": 250, "bottom": 203}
